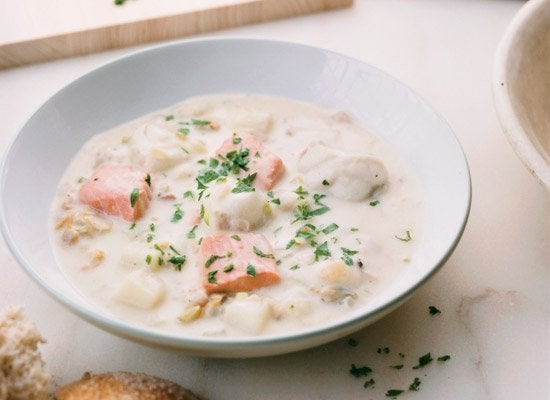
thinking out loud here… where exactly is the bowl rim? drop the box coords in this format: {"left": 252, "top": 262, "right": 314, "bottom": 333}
{"left": 493, "top": 0, "right": 550, "bottom": 188}
{"left": 0, "top": 37, "right": 472, "bottom": 352}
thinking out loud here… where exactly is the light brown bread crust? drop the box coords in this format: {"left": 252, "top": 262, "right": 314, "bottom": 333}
{"left": 57, "top": 371, "right": 202, "bottom": 400}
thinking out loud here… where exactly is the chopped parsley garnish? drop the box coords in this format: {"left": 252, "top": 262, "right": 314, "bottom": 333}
{"left": 341, "top": 248, "right": 359, "bottom": 266}
{"left": 207, "top": 270, "right": 218, "bottom": 283}
{"left": 385, "top": 389, "right": 404, "bottom": 398}
{"left": 223, "top": 264, "right": 234, "bottom": 273}
{"left": 267, "top": 191, "right": 281, "bottom": 205}
{"left": 169, "top": 245, "right": 180, "bottom": 255}
{"left": 363, "top": 379, "right": 375, "bottom": 389}
{"left": 314, "top": 241, "right": 331, "bottom": 261}
{"left": 191, "top": 118, "right": 210, "bottom": 126}
{"left": 369, "top": 200, "right": 380, "bottom": 206}
{"left": 232, "top": 173, "right": 257, "bottom": 193}
{"left": 429, "top": 306, "right": 441, "bottom": 315}
{"left": 230, "top": 234, "right": 241, "bottom": 241}
{"left": 350, "top": 227, "right": 359, "bottom": 232}
{"left": 224, "top": 148, "right": 251, "bottom": 173}
{"left": 165, "top": 115, "right": 174, "bottom": 121}
{"left": 322, "top": 179, "right": 330, "bottom": 186}
{"left": 313, "top": 193, "right": 326, "bottom": 205}
{"left": 129, "top": 223, "right": 136, "bottom": 230}
{"left": 145, "top": 254, "right": 152, "bottom": 264}
{"left": 292, "top": 201, "right": 330, "bottom": 223}
{"left": 204, "top": 254, "right": 225, "bottom": 268}
{"left": 183, "top": 190, "right": 194, "bottom": 199}
{"left": 145, "top": 174, "right": 151, "bottom": 187}
{"left": 187, "top": 225, "right": 198, "bottom": 239}
{"left": 412, "top": 352, "right": 433, "bottom": 369}
{"left": 198, "top": 237, "right": 203, "bottom": 245}
{"left": 295, "top": 224, "right": 317, "bottom": 240}
{"left": 208, "top": 158, "right": 219, "bottom": 168}
{"left": 253, "top": 246, "right": 275, "bottom": 259}
{"left": 199, "top": 204, "right": 210, "bottom": 225}
{"left": 350, "top": 364, "right": 372, "bottom": 378}
{"left": 171, "top": 204, "right": 183, "bottom": 223}
{"left": 246, "top": 264, "right": 256, "bottom": 277}
{"left": 178, "top": 127, "right": 190, "bottom": 136}
{"left": 153, "top": 244, "right": 165, "bottom": 255}
{"left": 169, "top": 256, "right": 186, "bottom": 271}
{"left": 232, "top": 136, "right": 242, "bottom": 144}
{"left": 77, "top": 176, "right": 85, "bottom": 183}
{"left": 395, "top": 230, "right": 412, "bottom": 242}
{"left": 409, "top": 377, "right": 421, "bottom": 391}
{"left": 146, "top": 233, "right": 153, "bottom": 243}
{"left": 285, "top": 239, "right": 297, "bottom": 249}
{"left": 322, "top": 223, "right": 339, "bottom": 234}
{"left": 348, "top": 338, "right": 359, "bottom": 347}
{"left": 390, "top": 365, "right": 404, "bottom": 370}
{"left": 129, "top": 188, "right": 140, "bottom": 207}
{"left": 437, "top": 355, "right": 451, "bottom": 362}
{"left": 149, "top": 223, "right": 155, "bottom": 232}
{"left": 290, "top": 264, "right": 300, "bottom": 270}
{"left": 294, "top": 186, "right": 309, "bottom": 196}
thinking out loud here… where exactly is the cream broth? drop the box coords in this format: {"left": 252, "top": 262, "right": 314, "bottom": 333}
{"left": 50, "top": 94, "right": 423, "bottom": 337}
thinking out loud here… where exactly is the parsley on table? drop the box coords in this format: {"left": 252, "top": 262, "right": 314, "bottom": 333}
{"left": 438, "top": 355, "right": 451, "bottom": 362}
{"left": 129, "top": 188, "right": 140, "bottom": 207}
{"left": 390, "top": 365, "right": 404, "bottom": 370}
{"left": 363, "top": 379, "right": 375, "bottom": 389}
{"left": 385, "top": 389, "right": 404, "bottom": 398}
{"left": 377, "top": 347, "right": 390, "bottom": 354}
{"left": 429, "top": 306, "right": 441, "bottom": 315}
{"left": 350, "top": 364, "right": 372, "bottom": 378}
{"left": 409, "top": 377, "right": 421, "bottom": 391}
{"left": 412, "top": 352, "right": 433, "bottom": 369}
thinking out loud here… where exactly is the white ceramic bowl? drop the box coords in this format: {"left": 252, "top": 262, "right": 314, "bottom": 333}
{"left": 0, "top": 39, "right": 471, "bottom": 357}
{"left": 493, "top": 0, "right": 550, "bottom": 188}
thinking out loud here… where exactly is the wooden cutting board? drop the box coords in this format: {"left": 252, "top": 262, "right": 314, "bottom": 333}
{"left": 0, "top": 0, "right": 352, "bottom": 69}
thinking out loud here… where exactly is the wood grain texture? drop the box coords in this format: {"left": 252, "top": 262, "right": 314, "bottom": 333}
{"left": 0, "top": 0, "right": 353, "bottom": 69}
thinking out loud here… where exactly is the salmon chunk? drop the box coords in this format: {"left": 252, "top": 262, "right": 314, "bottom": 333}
{"left": 200, "top": 232, "right": 281, "bottom": 294}
{"left": 79, "top": 164, "right": 152, "bottom": 222}
{"left": 217, "top": 132, "right": 285, "bottom": 190}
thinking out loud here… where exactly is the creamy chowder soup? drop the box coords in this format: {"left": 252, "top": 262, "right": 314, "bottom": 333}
{"left": 50, "top": 94, "right": 423, "bottom": 337}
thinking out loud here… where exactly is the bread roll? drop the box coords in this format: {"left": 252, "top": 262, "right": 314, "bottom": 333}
{"left": 57, "top": 371, "right": 202, "bottom": 400}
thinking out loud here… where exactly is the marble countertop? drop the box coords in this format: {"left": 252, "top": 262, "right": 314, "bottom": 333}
{"left": 0, "top": 0, "right": 548, "bottom": 399}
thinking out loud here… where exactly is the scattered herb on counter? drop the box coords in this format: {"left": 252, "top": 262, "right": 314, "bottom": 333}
{"left": 399, "top": 353, "right": 406, "bottom": 358}
{"left": 395, "top": 230, "right": 412, "bottom": 242}
{"left": 412, "top": 353, "right": 433, "bottom": 369}
{"left": 253, "top": 246, "right": 275, "bottom": 259}
{"left": 171, "top": 204, "right": 183, "bottom": 223}
{"left": 187, "top": 225, "right": 198, "bottom": 239}
{"left": 223, "top": 264, "right": 234, "bottom": 273}
{"left": 369, "top": 200, "right": 380, "bottom": 207}
{"left": 169, "top": 256, "right": 186, "bottom": 271}
{"left": 191, "top": 118, "right": 210, "bottom": 126}
{"left": 363, "top": 379, "right": 375, "bottom": 389}
{"left": 348, "top": 338, "right": 359, "bottom": 347}
{"left": 129, "top": 188, "right": 140, "bottom": 207}
{"left": 246, "top": 264, "right": 256, "bottom": 277}
{"left": 230, "top": 234, "right": 241, "bottom": 241}
{"left": 377, "top": 347, "right": 390, "bottom": 354}
{"left": 437, "top": 355, "right": 451, "bottom": 362}
{"left": 322, "top": 179, "right": 330, "bottom": 186}
{"left": 207, "top": 270, "right": 218, "bottom": 284}
{"left": 429, "top": 306, "right": 441, "bottom": 315}
{"left": 204, "top": 254, "right": 224, "bottom": 268}
{"left": 409, "top": 377, "right": 421, "bottom": 391}
{"left": 314, "top": 241, "right": 331, "bottom": 261}
{"left": 390, "top": 365, "right": 404, "bottom": 370}
{"left": 164, "top": 115, "right": 174, "bottom": 121}
{"left": 350, "top": 364, "right": 372, "bottom": 378}
{"left": 385, "top": 389, "right": 404, "bottom": 398}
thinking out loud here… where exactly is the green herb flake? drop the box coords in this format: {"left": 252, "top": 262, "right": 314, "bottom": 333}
{"left": 313, "top": 193, "right": 326, "bottom": 205}
{"left": 377, "top": 347, "right": 390, "bottom": 354}
{"left": 169, "top": 245, "right": 180, "bottom": 255}
{"left": 187, "top": 225, "right": 198, "bottom": 239}
{"left": 178, "top": 127, "right": 190, "bottom": 136}
{"left": 409, "top": 377, "right": 421, "bottom": 392}
{"left": 390, "top": 365, "right": 404, "bottom": 370}
{"left": 395, "top": 230, "right": 412, "bottom": 242}
{"left": 290, "top": 264, "right": 300, "bottom": 270}
{"left": 314, "top": 241, "right": 331, "bottom": 261}
{"left": 77, "top": 176, "right": 85, "bottom": 184}
{"left": 153, "top": 244, "right": 165, "bottom": 255}
{"left": 363, "top": 379, "right": 375, "bottom": 389}
{"left": 145, "top": 174, "right": 151, "bottom": 187}
{"left": 341, "top": 247, "right": 359, "bottom": 266}
{"left": 294, "top": 186, "right": 309, "bottom": 196}
{"left": 223, "top": 264, "right": 234, "bottom": 273}
{"left": 171, "top": 205, "right": 184, "bottom": 223}
{"left": 437, "top": 355, "right": 451, "bottom": 362}
{"left": 183, "top": 190, "right": 194, "bottom": 199}
{"left": 246, "top": 264, "right": 256, "bottom": 277}
{"left": 347, "top": 338, "right": 359, "bottom": 347}
{"left": 129, "top": 223, "right": 136, "bottom": 230}
{"left": 429, "top": 305, "right": 441, "bottom": 316}
{"left": 191, "top": 118, "right": 210, "bottom": 126}
{"left": 129, "top": 188, "right": 140, "bottom": 208}
{"left": 149, "top": 223, "right": 155, "bottom": 232}
{"left": 169, "top": 256, "right": 186, "bottom": 271}
{"left": 205, "top": 254, "right": 224, "bottom": 268}
{"left": 350, "top": 227, "right": 359, "bottom": 232}
{"left": 253, "top": 246, "right": 275, "bottom": 259}
{"left": 322, "top": 179, "right": 330, "bottom": 186}
{"left": 146, "top": 233, "right": 154, "bottom": 243}
{"left": 198, "top": 237, "right": 203, "bottom": 245}
{"left": 145, "top": 254, "right": 152, "bottom": 264}
{"left": 230, "top": 234, "right": 241, "bottom": 241}
{"left": 349, "top": 364, "right": 372, "bottom": 378}
{"left": 232, "top": 173, "right": 257, "bottom": 193}
{"left": 165, "top": 115, "right": 174, "bottom": 121}
{"left": 369, "top": 200, "right": 380, "bottom": 207}
{"left": 385, "top": 389, "right": 404, "bottom": 398}
{"left": 207, "top": 270, "right": 218, "bottom": 284}
{"left": 399, "top": 353, "right": 406, "bottom": 358}
{"left": 322, "top": 223, "right": 339, "bottom": 234}
{"left": 232, "top": 136, "right": 242, "bottom": 144}
{"left": 412, "top": 352, "right": 433, "bottom": 369}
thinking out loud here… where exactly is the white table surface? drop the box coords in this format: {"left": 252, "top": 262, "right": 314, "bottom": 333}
{"left": 1, "top": 0, "right": 548, "bottom": 399}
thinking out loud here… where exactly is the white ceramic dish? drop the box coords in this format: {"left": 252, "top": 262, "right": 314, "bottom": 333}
{"left": 0, "top": 38, "right": 470, "bottom": 357}
{"left": 493, "top": 0, "right": 550, "bottom": 188}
